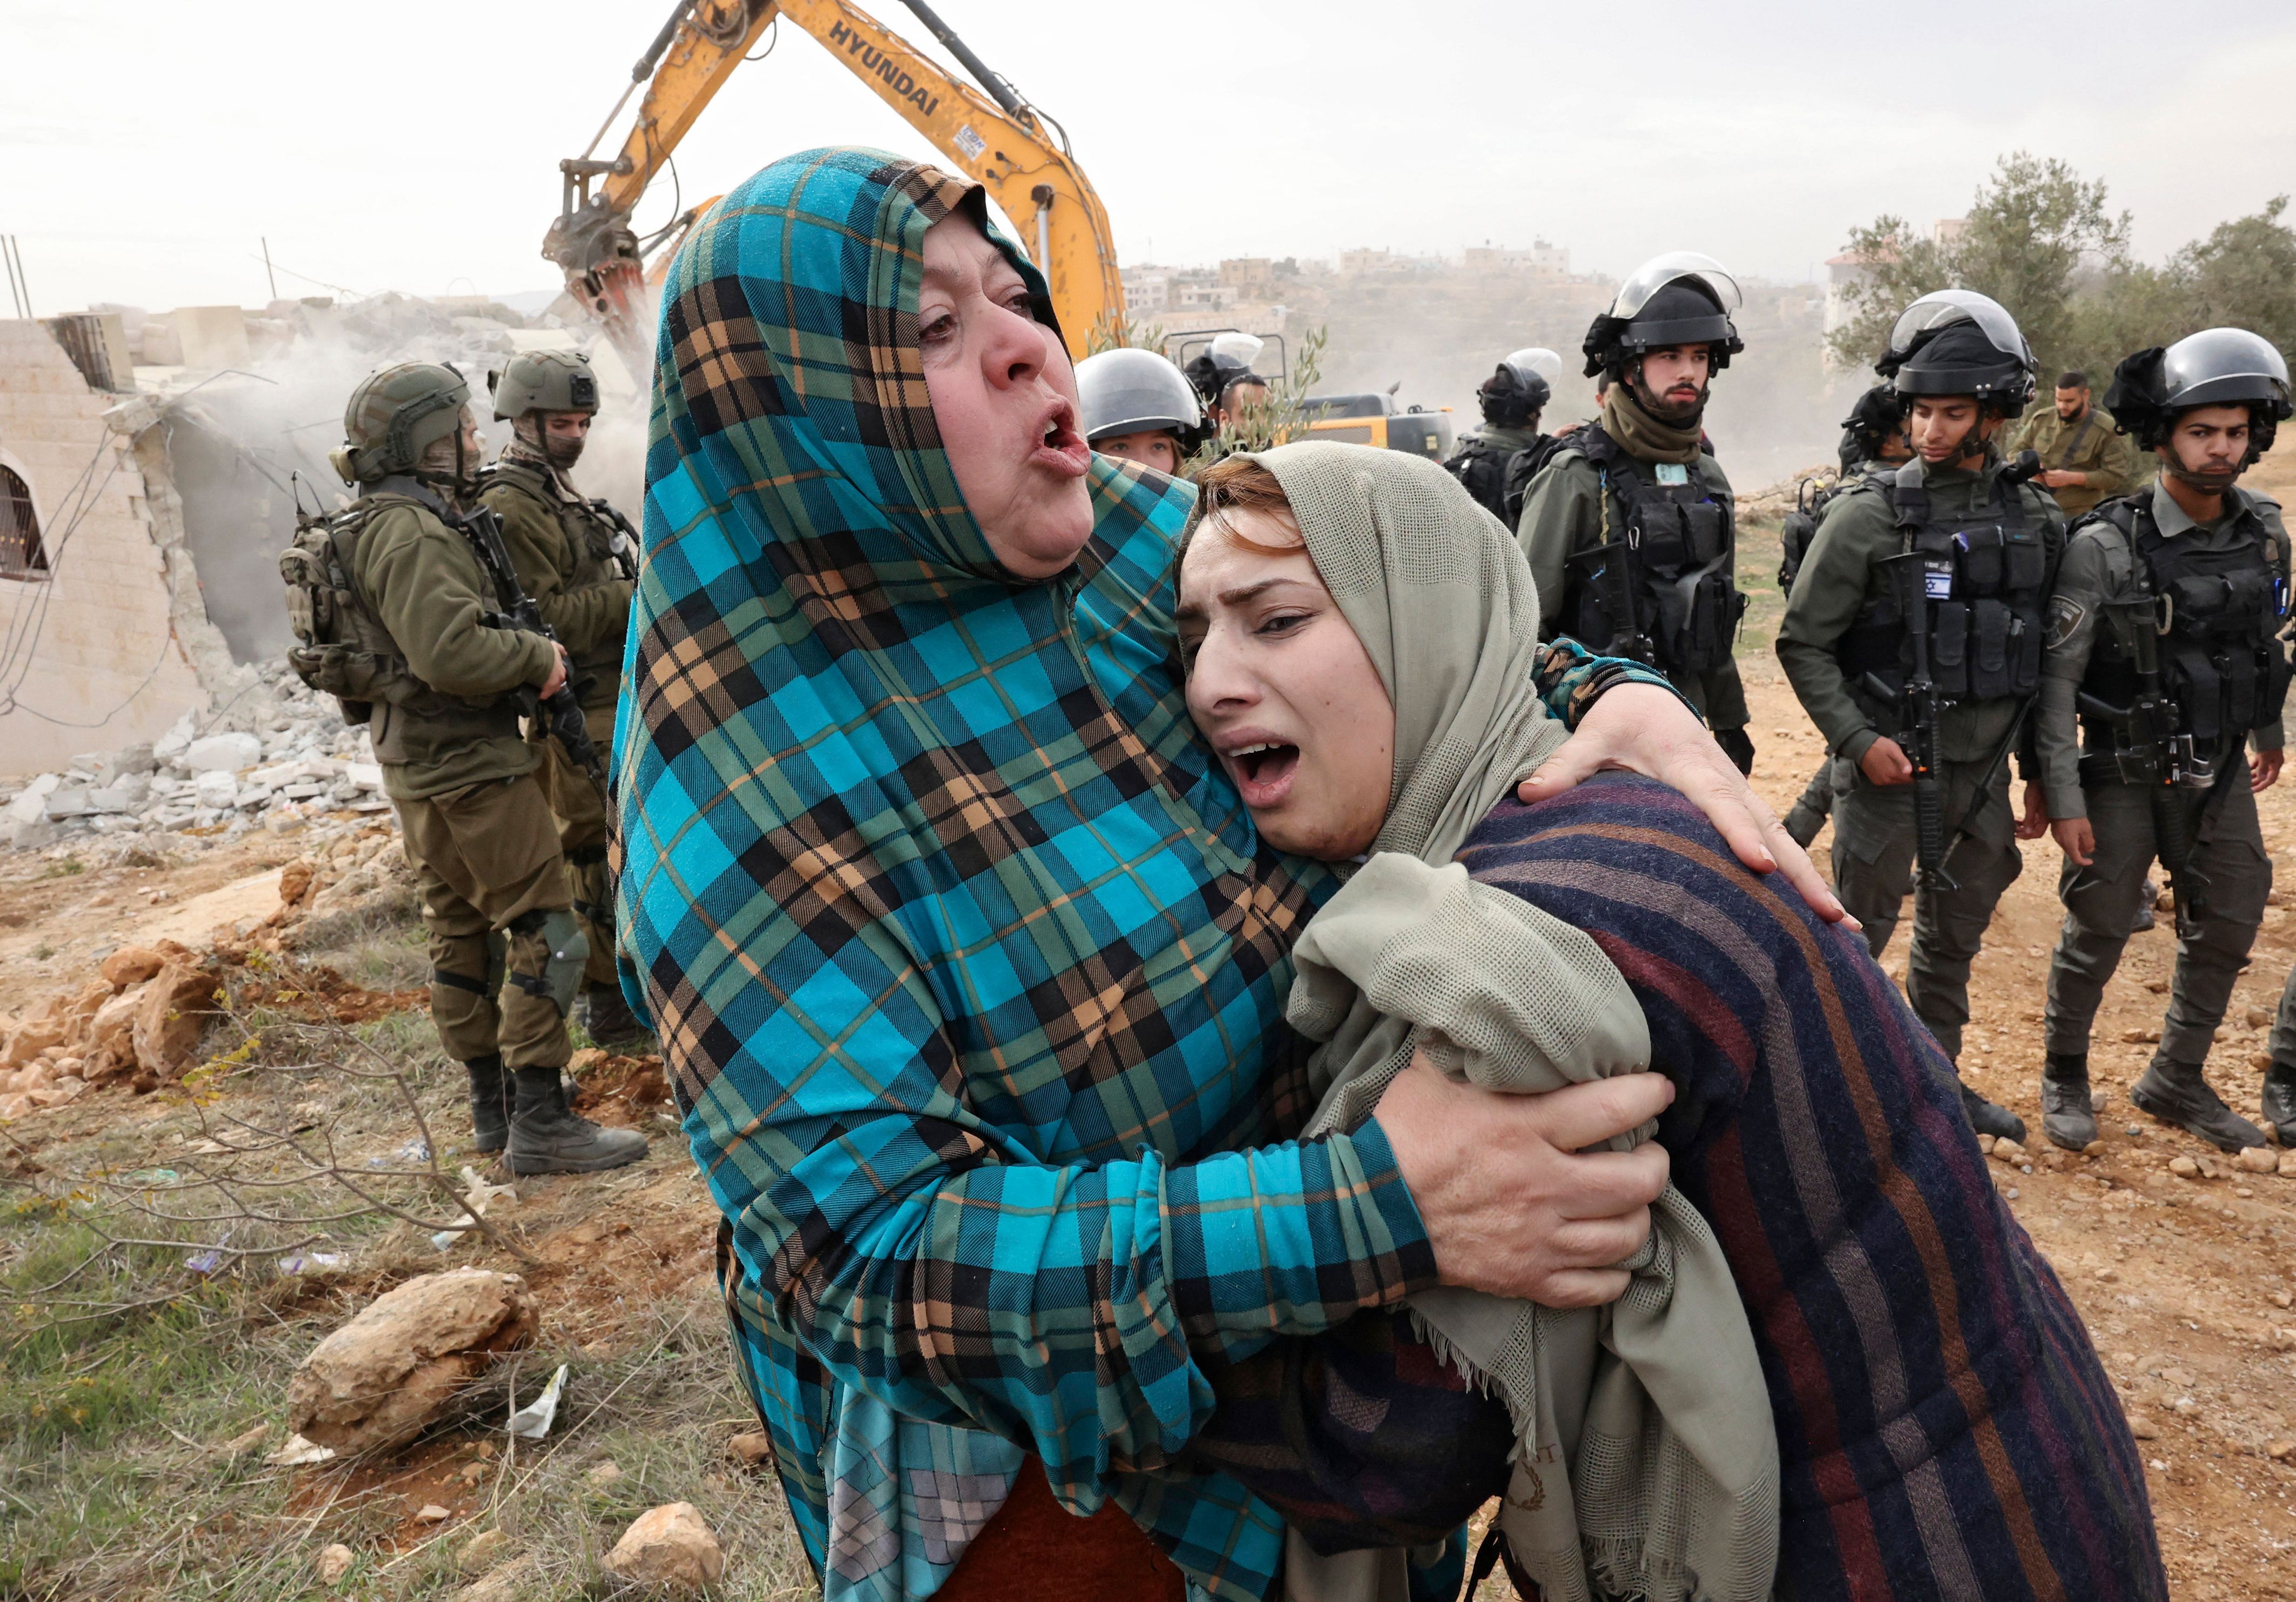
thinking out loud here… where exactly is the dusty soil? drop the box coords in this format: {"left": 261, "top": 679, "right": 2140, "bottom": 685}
{"left": 8, "top": 460, "right": 2296, "bottom": 1597}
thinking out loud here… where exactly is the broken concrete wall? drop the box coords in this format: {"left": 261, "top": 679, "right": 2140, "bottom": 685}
{"left": 0, "top": 320, "right": 226, "bottom": 776}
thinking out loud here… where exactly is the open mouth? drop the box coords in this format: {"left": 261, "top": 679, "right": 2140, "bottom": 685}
{"left": 1033, "top": 402, "right": 1091, "bottom": 475}
{"left": 1226, "top": 740, "right": 1301, "bottom": 805}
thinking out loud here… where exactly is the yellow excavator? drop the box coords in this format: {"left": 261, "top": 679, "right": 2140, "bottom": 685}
{"left": 543, "top": 0, "right": 1125, "bottom": 366}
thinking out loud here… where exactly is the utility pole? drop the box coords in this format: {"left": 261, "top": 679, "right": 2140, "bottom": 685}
{"left": 262, "top": 237, "right": 278, "bottom": 301}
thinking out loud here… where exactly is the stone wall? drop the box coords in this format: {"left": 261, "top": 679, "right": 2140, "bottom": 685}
{"left": 0, "top": 319, "right": 215, "bottom": 776}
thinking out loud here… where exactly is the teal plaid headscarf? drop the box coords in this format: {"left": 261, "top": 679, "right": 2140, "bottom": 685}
{"left": 612, "top": 148, "right": 1438, "bottom": 1602}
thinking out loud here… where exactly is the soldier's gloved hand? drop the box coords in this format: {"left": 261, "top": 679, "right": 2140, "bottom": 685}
{"left": 2051, "top": 817, "right": 2095, "bottom": 867}
{"left": 539, "top": 643, "right": 570, "bottom": 700}
{"left": 1859, "top": 737, "right": 1913, "bottom": 787}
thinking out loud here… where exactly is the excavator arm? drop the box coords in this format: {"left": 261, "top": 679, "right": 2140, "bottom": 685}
{"left": 544, "top": 0, "right": 1126, "bottom": 366}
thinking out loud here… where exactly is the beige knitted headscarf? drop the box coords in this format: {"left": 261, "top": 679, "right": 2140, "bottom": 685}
{"left": 1239, "top": 441, "right": 1778, "bottom": 1602}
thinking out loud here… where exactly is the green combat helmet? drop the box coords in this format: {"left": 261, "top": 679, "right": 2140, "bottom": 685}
{"left": 332, "top": 362, "right": 475, "bottom": 486}
{"left": 489, "top": 349, "right": 599, "bottom": 422}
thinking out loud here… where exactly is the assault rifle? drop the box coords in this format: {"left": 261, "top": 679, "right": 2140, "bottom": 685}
{"left": 2078, "top": 597, "right": 2213, "bottom": 938}
{"left": 1864, "top": 450, "right": 2049, "bottom": 891}
{"left": 1872, "top": 544, "right": 1957, "bottom": 888}
{"left": 1592, "top": 465, "right": 1657, "bottom": 664}
{"left": 454, "top": 504, "right": 612, "bottom": 799}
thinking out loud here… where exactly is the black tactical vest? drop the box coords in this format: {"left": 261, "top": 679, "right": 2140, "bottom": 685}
{"left": 1560, "top": 424, "right": 1742, "bottom": 673}
{"left": 2080, "top": 495, "right": 2291, "bottom": 752}
{"left": 1834, "top": 462, "right": 2052, "bottom": 730}
{"left": 1441, "top": 435, "right": 1520, "bottom": 525}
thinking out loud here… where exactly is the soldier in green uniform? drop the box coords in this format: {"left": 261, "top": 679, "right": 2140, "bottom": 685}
{"left": 1775, "top": 292, "right": 2063, "bottom": 1140}
{"left": 1442, "top": 346, "right": 1560, "bottom": 524}
{"left": 1519, "top": 253, "right": 1753, "bottom": 770}
{"left": 288, "top": 363, "right": 648, "bottom": 1175}
{"left": 479, "top": 350, "right": 646, "bottom": 1047}
{"left": 2032, "top": 331, "right": 2292, "bottom": 1152}
{"left": 2011, "top": 369, "right": 2142, "bottom": 522}
{"left": 1781, "top": 385, "right": 1915, "bottom": 846}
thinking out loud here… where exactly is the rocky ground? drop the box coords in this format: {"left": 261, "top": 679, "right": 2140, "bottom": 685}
{"left": 4, "top": 471, "right": 2295, "bottom": 1599}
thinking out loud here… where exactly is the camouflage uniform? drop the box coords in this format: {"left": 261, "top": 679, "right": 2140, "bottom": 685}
{"left": 479, "top": 453, "right": 635, "bottom": 998}
{"left": 2011, "top": 404, "right": 2143, "bottom": 520}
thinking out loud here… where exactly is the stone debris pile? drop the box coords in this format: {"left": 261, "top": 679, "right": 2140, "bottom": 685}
{"left": 0, "top": 940, "right": 222, "bottom": 1115}
{"left": 1, "top": 662, "right": 391, "bottom": 852}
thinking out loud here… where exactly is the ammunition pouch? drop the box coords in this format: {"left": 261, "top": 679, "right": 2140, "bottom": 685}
{"left": 2079, "top": 495, "right": 2291, "bottom": 756}
{"left": 1832, "top": 463, "right": 2050, "bottom": 716}
{"left": 1560, "top": 428, "right": 1744, "bottom": 674}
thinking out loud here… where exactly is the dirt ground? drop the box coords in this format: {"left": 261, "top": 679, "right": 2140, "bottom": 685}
{"left": 5, "top": 462, "right": 2296, "bottom": 1598}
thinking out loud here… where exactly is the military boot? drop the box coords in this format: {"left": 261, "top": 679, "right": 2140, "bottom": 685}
{"left": 2131, "top": 1053, "right": 2265, "bottom": 1152}
{"left": 579, "top": 983, "right": 649, "bottom": 1048}
{"left": 466, "top": 1054, "right": 512, "bottom": 1154}
{"left": 508, "top": 1065, "right": 650, "bottom": 1175}
{"left": 1958, "top": 1080, "right": 2026, "bottom": 1144}
{"left": 2039, "top": 1052, "right": 2097, "bottom": 1151}
{"left": 2261, "top": 1061, "right": 2296, "bottom": 1147}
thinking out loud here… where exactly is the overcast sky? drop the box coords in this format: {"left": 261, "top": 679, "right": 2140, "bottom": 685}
{"left": 6, "top": 0, "right": 2293, "bottom": 315}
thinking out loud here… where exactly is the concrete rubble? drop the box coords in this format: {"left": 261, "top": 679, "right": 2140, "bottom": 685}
{"left": 0, "top": 659, "right": 391, "bottom": 853}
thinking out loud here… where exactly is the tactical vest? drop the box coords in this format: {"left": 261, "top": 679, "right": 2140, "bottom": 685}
{"left": 479, "top": 458, "right": 637, "bottom": 696}
{"left": 1560, "top": 424, "right": 1743, "bottom": 673}
{"left": 1502, "top": 429, "right": 1578, "bottom": 527}
{"left": 1833, "top": 463, "right": 2051, "bottom": 731}
{"left": 278, "top": 485, "right": 525, "bottom": 764}
{"left": 1779, "top": 460, "right": 1890, "bottom": 597}
{"left": 1441, "top": 435, "right": 1521, "bottom": 526}
{"left": 2079, "top": 495, "right": 2291, "bottom": 755}
{"left": 479, "top": 457, "right": 634, "bottom": 594}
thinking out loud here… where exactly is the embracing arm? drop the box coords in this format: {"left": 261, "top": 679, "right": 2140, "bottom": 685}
{"left": 682, "top": 914, "right": 1435, "bottom": 1491}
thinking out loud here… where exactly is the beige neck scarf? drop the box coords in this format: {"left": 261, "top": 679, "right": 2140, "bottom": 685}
{"left": 1249, "top": 441, "right": 1778, "bottom": 1602}
{"left": 1601, "top": 384, "right": 1705, "bottom": 465}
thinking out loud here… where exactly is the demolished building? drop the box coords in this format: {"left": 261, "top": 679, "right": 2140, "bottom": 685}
{"left": 0, "top": 292, "right": 644, "bottom": 783}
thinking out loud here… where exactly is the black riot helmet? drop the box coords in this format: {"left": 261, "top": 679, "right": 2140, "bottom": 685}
{"left": 1478, "top": 346, "right": 1559, "bottom": 428}
{"left": 1582, "top": 252, "right": 1745, "bottom": 379}
{"left": 2103, "top": 328, "right": 2292, "bottom": 462}
{"left": 1876, "top": 290, "right": 2037, "bottom": 417}
{"left": 1839, "top": 383, "right": 1908, "bottom": 467}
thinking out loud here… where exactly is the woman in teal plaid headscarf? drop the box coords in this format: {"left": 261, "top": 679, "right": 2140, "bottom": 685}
{"left": 613, "top": 147, "right": 1758, "bottom": 1601}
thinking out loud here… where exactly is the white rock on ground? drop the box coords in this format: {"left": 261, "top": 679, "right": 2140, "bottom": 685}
{"left": 183, "top": 731, "right": 263, "bottom": 773}
{"left": 285, "top": 1269, "right": 538, "bottom": 1454}
{"left": 604, "top": 1503, "right": 725, "bottom": 1592}
{"left": 316, "top": 1543, "right": 356, "bottom": 1585}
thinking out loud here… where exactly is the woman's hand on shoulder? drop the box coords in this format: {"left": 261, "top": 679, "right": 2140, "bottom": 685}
{"left": 1373, "top": 1051, "right": 1673, "bottom": 1309}
{"left": 1518, "top": 682, "right": 1857, "bottom": 929}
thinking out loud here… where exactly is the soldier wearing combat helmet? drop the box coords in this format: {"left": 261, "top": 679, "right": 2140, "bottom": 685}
{"left": 285, "top": 362, "right": 647, "bottom": 1175}
{"left": 1442, "top": 346, "right": 1559, "bottom": 526}
{"left": 479, "top": 349, "right": 647, "bottom": 1048}
{"left": 1775, "top": 291, "right": 2065, "bottom": 1142}
{"left": 1518, "top": 252, "right": 1755, "bottom": 771}
{"left": 2038, "top": 330, "right": 2293, "bottom": 1152}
